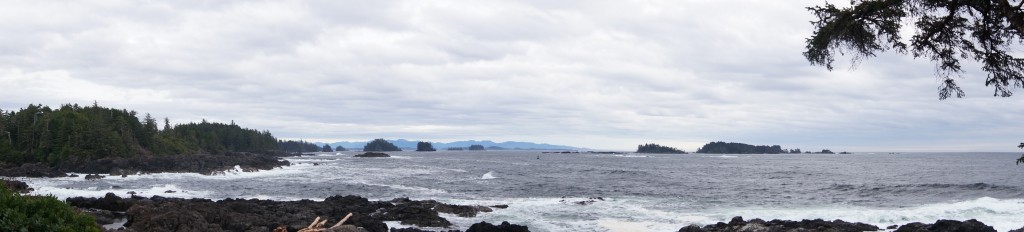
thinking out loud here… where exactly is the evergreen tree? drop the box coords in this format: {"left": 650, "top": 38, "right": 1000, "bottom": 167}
{"left": 322, "top": 144, "right": 333, "bottom": 152}
{"left": 636, "top": 143, "right": 686, "bottom": 154}
{"left": 0, "top": 103, "right": 282, "bottom": 165}
{"left": 416, "top": 141, "right": 436, "bottom": 152}
{"left": 363, "top": 138, "right": 401, "bottom": 151}
{"left": 468, "top": 145, "right": 486, "bottom": 151}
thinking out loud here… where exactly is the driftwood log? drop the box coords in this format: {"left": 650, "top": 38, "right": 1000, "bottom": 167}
{"left": 274, "top": 213, "right": 366, "bottom": 232}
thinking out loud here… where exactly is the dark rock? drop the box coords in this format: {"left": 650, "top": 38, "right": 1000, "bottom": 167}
{"left": 85, "top": 174, "right": 105, "bottom": 180}
{"left": 354, "top": 152, "right": 391, "bottom": 158}
{"left": 2, "top": 180, "right": 31, "bottom": 193}
{"left": 678, "top": 224, "right": 704, "bottom": 232}
{"left": 692, "top": 217, "right": 879, "bottom": 232}
{"left": 67, "top": 192, "right": 133, "bottom": 211}
{"left": 78, "top": 207, "right": 125, "bottom": 226}
{"left": 0, "top": 163, "right": 66, "bottom": 177}
{"left": 164, "top": 190, "right": 176, "bottom": 193}
{"left": 1009, "top": 225, "right": 1024, "bottom": 232}
{"left": 465, "top": 221, "right": 529, "bottom": 232}
{"left": 68, "top": 194, "right": 496, "bottom": 232}
{"left": 490, "top": 205, "right": 509, "bottom": 209}
{"left": 896, "top": 222, "right": 928, "bottom": 232}
{"left": 390, "top": 227, "right": 459, "bottom": 232}
{"left": 434, "top": 203, "right": 492, "bottom": 217}
{"left": 376, "top": 201, "right": 452, "bottom": 227}
{"left": 69, "top": 174, "right": 80, "bottom": 177}
{"left": 888, "top": 225, "right": 899, "bottom": 229}
{"left": 895, "top": 219, "right": 996, "bottom": 232}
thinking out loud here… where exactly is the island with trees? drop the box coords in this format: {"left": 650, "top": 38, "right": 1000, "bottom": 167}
{"left": 636, "top": 143, "right": 687, "bottom": 154}
{"left": 416, "top": 142, "right": 436, "bottom": 152}
{"left": 697, "top": 142, "right": 788, "bottom": 154}
{"left": 467, "top": 145, "right": 486, "bottom": 151}
{"left": 362, "top": 138, "right": 401, "bottom": 151}
{"left": 321, "top": 144, "right": 333, "bottom": 152}
{"left": 334, "top": 145, "right": 347, "bottom": 151}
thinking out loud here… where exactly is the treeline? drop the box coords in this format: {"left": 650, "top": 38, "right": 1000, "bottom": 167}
{"left": 0, "top": 103, "right": 280, "bottom": 165}
{"left": 696, "top": 141, "right": 801, "bottom": 154}
{"left": 636, "top": 143, "right": 686, "bottom": 154}
{"left": 364, "top": 138, "right": 401, "bottom": 151}
{"left": 278, "top": 140, "right": 320, "bottom": 153}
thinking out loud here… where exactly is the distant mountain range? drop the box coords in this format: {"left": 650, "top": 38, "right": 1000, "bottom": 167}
{"left": 318, "top": 139, "right": 581, "bottom": 151}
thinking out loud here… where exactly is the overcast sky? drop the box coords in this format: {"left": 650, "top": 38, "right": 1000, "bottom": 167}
{"left": 1, "top": 0, "right": 1022, "bottom": 151}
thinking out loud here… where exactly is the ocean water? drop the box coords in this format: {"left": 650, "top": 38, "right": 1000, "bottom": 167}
{"left": 17, "top": 151, "right": 1024, "bottom": 231}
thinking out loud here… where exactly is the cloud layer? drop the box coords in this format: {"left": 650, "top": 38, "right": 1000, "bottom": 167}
{"left": 2, "top": 0, "right": 1022, "bottom": 151}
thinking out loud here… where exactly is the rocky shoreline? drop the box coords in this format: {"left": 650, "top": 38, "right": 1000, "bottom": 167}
{"left": 66, "top": 193, "right": 525, "bottom": 232}
{"left": 0, "top": 152, "right": 295, "bottom": 177}
{"left": 677, "top": 216, "right": 1014, "bottom": 232}
{"left": 60, "top": 191, "right": 1021, "bottom": 232}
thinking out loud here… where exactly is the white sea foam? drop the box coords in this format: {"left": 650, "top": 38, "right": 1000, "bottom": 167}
{"left": 481, "top": 171, "right": 497, "bottom": 180}
{"left": 28, "top": 184, "right": 211, "bottom": 200}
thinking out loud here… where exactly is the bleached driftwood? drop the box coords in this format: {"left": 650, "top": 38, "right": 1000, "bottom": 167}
{"left": 296, "top": 213, "right": 354, "bottom": 232}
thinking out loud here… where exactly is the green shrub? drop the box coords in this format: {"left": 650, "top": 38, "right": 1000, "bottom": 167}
{"left": 0, "top": 185, "right": 99, "bottom": 232}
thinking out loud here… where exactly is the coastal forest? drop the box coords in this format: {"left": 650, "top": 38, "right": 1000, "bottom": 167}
{"left": 0, "top": 103, "right": 281, "bottom": 165}
{"left": 636, "top": 143, "right": 686, "bottom": 154}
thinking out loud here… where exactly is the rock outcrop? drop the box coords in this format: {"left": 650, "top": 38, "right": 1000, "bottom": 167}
{"left": 66, "top": 194, "right": 505, "bottom": 232}
{"left": 678, "top": 216, "right": 878, "bottom": 232}
{"left": 354, "top": 152, "right": 391, "bottom": 158}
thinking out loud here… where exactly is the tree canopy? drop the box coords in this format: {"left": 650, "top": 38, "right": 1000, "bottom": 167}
{"left": 321, "top": 144, "right": 333, "bottom": 152}
{"left": 696, "top": 142, "right": 786, "bottom": 154}
{"left": 804, "top": 0, "right": 1024, "bottom": 99}
{"left": 636, "top": 143, "right": 686, "bottom": 154}
{"left": 363, "top": 138, "right": 401, "bottom": 151}
{"left": 467, "top": 145, "right": 486, "bottom": 151}
{"left": 277, "top": 140, "right": 320, "bottom": 153}
{"left": 416, "top": 141, "right": 436, "bottom": 152}
{"left": 0, "top": 103, "right": 280, "bottom": 165}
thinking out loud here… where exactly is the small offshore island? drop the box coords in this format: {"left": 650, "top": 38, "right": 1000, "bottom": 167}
{"left": 0, "top": 103, "right": 1016, "bottom": 232}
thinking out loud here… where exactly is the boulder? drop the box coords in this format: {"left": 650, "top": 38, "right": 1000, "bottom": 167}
{"left": 1, "top": 180, "right": 31, "bottom": 193}
{"left": 895, "top": 219, "right": 996, "bottom": 232}
{"left": 465, "top": 221, "right": 529, "bottom": 232}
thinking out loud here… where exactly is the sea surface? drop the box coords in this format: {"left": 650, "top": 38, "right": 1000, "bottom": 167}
{"left": 18, "top": 151, "right": 1024, "bottom": 231}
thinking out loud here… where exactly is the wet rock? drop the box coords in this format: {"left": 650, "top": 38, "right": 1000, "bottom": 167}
{"left": 465, "top": 221, "right": 529, "bottom": 232}
{"left": 888, "top": 225, "right": 899, "bottom": 229}
{"left": 354, "top": 152, "right": 391, "bottom": 158}
{"left": 390, "top": 228, "right": 459, "bottom": 232}
{"left": 85, "top": 174, "right": 105, "bottom": 180}
{"left": 164, "top": 190, "right": 176, "bottom": 193}
{"left": 1010, "top": 225, "right": 1024, "bottom": 232}
{"left": 689, "top": 217, "right": 879, "bottom": 232}
{"left": 895, "top": 219, "right": 995, "bottom": 232}
{"left": 78, "top": 207, "right": 125, "bottom": 226}
{"left": 677, "top": 224, "right": 704, "bottom": 232}
{"left": 434, "top": 203, "right": 492, "bottom": 217}
{"left": 376, "top": 201, "right": 452, "bottom": 227}
{"left": 490, "top": 205, "right": 509, "bottom": 209}
{"left": 1, "top": 180, "right": 31, "bottom": 193}
{"left": 67, "top": 192, "right": 133, "bottom": 211}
